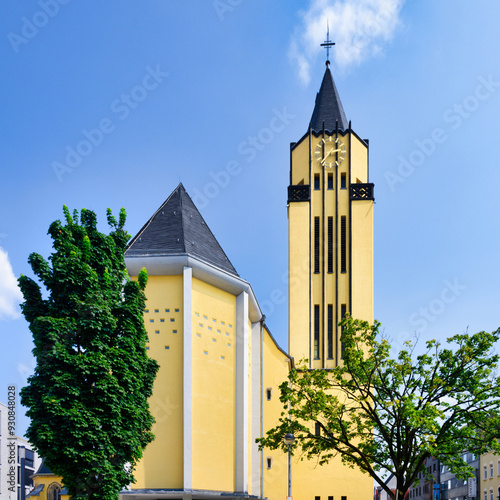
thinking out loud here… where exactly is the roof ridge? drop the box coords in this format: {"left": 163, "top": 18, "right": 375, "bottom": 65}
{"left": 179, "top": 187, "right": 236, "bottom": 274}
{"left": 126, "top": 183, "right": 187, "bottom": 253}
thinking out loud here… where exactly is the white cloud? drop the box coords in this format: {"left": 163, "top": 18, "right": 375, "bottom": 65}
{"left": 290, "top": 0, "right": 405, "bottom": 84}
{"left": 0, "top": 247, "right": 23, "bottom": 320}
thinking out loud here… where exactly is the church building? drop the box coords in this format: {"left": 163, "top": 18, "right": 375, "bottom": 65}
{"left": 28, "top": 55, "right": 375, "bottom": 500}
{"left": 122, "top": 55, "right": 375, "bottom": 500}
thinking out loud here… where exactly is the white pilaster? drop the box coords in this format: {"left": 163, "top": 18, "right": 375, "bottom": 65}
{"left": 235, "top": 291, "right": 249, "bottom": 493}
{"left": 183, "top": 266, "right": 193, "bottom": 490}
{"left": 251, "top": 321, "right": 263, "bottom": 497}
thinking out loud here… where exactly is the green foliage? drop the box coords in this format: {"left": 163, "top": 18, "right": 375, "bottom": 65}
{"left": 19, "top": 207, "right": 159, "bottom": 500}
{"left": 257, "top": 316, "right": 500, "bottom": 500}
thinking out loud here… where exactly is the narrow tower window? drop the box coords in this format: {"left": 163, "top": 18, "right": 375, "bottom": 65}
{"left": 314, "top": 217, "right": 320, "bottom": 273}
{"left": 341, "top": 304, "right": 347, "bottom": 359}
{"left": 341, "top": 173, "right": 347, "bottom": 189}
{"left": 327, "top": 217, "right": 333, "bottom": 273}
{"left": 341, "top": 216, "right": 347, "bottom": 273}
{"left": 327, "top": 304, "right": 333, "bottom": 359}
{"left": 314, "top": 174, "right": 320, "bottom": 190}
{"left": 314, "top": 304, "right": 320, "bottom": 359}
{"left": 327, "top": 173, "right": 333, "bottom": 190}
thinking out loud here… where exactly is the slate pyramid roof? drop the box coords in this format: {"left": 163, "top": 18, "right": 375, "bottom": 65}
{"left": 125, "top": 183, "right": 238, "bottom": 277}
{"left": 309, "top": 63, "right": 348, "bottom": 132}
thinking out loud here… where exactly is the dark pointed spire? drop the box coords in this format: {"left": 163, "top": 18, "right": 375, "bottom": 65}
{"left": 309, "top": 62, "right": 348, "bottom": 132}
{"left": 126, "top": 183, "right": 238, "bottom": 276}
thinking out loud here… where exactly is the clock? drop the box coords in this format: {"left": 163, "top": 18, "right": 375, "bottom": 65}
{"left": 315, "top": 136, "right": 346, "bottom": 167}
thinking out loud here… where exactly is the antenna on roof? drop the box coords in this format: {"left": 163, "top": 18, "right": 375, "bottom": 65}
{"left": 320, "top": 21, "right": 335, "bottom": 67}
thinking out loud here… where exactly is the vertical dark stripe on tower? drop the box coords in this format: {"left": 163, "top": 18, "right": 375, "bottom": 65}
{"left": 327, "top": 304, "right": 333, "bottom": 358}
{"left": 328, "top": 217, "right": 333, "bottom": 273}
{"left": 314, "top": 217, "right": 320, "bottom": 273}
{"left": 348, "top": 125, "right": 352, "bottom": 317}
{"left": 335, "top": 127, "right": 339, "bottom": 366}
{"left": 314, "top": 304, "right": 320, "bottom": 359}
{"left": 341, "top": 216, "right": 347, "bottom": 273}
{"left": 308, "top": 128, "right": 312, "bottom": 368}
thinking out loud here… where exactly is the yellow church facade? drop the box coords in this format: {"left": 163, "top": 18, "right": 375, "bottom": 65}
{"left": 29, "top": 59, "right": 375, "bottom": 500}
{"left": 121, "top": 59, "right": 375, "bottom": 500}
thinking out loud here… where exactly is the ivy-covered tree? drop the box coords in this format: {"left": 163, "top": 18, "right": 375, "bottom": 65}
{"left": 19, "top": 206, "right": 159, "bottom": 500}
{"left": 258, "top": 316, "right": 500, "bottom": 500}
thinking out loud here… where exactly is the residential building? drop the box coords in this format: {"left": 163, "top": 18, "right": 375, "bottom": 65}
{"left": 480, "top": 451, "right": 500, "bottom": 500}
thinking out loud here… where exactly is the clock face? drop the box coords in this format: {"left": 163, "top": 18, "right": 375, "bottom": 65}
{"left": 315, "top": 136, "right": 346, "bottom": 167}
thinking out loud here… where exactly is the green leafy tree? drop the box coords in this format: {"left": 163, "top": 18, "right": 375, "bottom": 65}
{"left": 19, "top": 206, "right": 159, "bottom": 500}
{"left": 258, "top": 316, "right": 500, "bottom": 500}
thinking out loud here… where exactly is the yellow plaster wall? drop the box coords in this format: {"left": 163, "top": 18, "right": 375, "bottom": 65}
{"left": 133, "top": 275, "right": 184, "bottom": 489}
{"left": 481, "top": 451, "right": 500, "bottom": 500}
{"left": 350, "top": 134, "right": 369, "bottom": 183}
{"left": 29, "top": 475, "right": 70, "bottom": 500}
{"left": 288, "top": 201, "right": 310, "bottom": 362}
{"left": 351, "top": 200, "right": 374, "bottom": 322}
{"left": 262, "top": 329, "right": 290, "bottom": 500}
{"left": 191, "top": 278, "right": 237, "bottom": 491}
{"left": 290, "top": 136, "right": 311, "bottom": 185}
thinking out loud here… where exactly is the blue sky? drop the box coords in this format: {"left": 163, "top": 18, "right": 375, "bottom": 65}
{"left": 1, "top": 0, "right": 500, "bottom": 436}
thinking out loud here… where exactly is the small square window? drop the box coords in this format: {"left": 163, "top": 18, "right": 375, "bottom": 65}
{"left": 221, "top": 321, "right": 225, "bottom": 326}
{"left": 175, "top": 308, "right": 179, "bottom": 312}
{"left": 199, "top": 323, "right": 203, "bottom": 328}
{"left": 149, "top": 319, "right": 154, "bottom": 323}
{"left": 212, "top": 338, "right": 216, "bottom": 343}
{"left": 328, "top": 497, "right": 333, "bottom": 500}
{"left": 155, "top": 330, "right": 160, "bottom": 334}
{"left": 165, "top": 308, "right": 170, "bottom": 312}
{"left": 227, "top": 343, "right": 231, "bottom": 347}
{"left": 225, "top": 332, "right": 229, "bottom": 336}
{"left": 203, "top": 315, "right": 208, "bottom": 320}
{"left": 154, "top": 309, "right": 159, "bottom": 313}
{"left": 212, "top": 318, "right": 216, "bottom": 322}
{"left": 341, "top": 496, "right": 347, "bottom": 500}
{"left": 228, "top": 324, "right": 233, "bottom": 328}
{"left": 315, "top": 496, "right": 321, "bottom": 500}
{"left": 160, "top": 318, "right": 165, "bottom": 323}
{"left": 217, "top": 329, "right": 221, "bottom": 333}
{"left": 220, "top": 355, "right": 225, "bottom": 360}
{"left": 203, "top": 350, "right": 208, "bottom": 355}
{"left": 195, "top": 312, "right": 199, "bottom": 317}
{"left": 164, "top": 345, "right": 170, "bottom": 350}
{"left": 146, "top": 346, "right": 150, "bottom": 350}
{"left": 327, "top": 173, "right": 333, "bottom": 190}
{"left": 144, "top": 309, "right": 149, "bottom": 313}
{"left": 208, "top": 326, "right": 212, "bottom": 331}
{"left": 173, "top": 329, "right": 177, "bottom": 333}
{"left": 196, "top": 333, "right": 201, "bottom": 338}
{"left": 314, "top": 174, "right": 320, "bottom": 190}
{"left": 170, "top": 318, "right": 175, "bottom": 322}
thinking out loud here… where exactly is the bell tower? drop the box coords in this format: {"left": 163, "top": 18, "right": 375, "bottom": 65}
{"left": 287, "top": 54, "right": 374, "bottom": 369}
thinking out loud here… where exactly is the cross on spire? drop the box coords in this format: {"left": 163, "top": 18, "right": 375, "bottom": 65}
{"left": 320, "top": 22, "right": 335, "bottom": 66}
